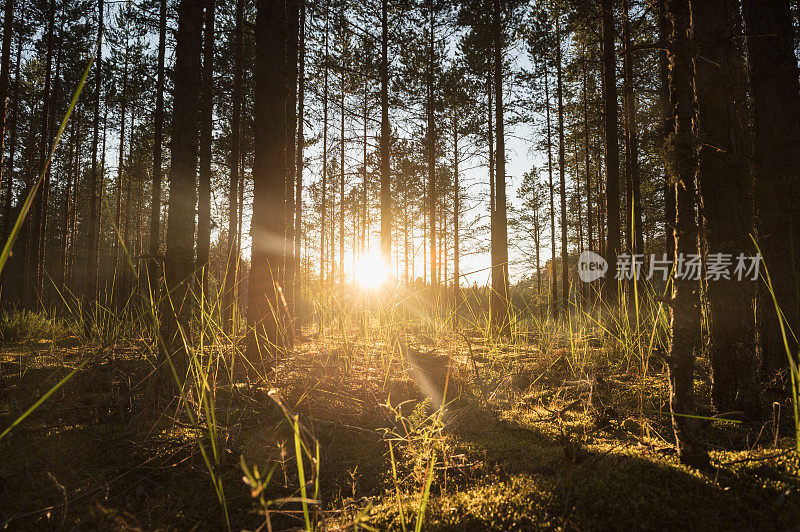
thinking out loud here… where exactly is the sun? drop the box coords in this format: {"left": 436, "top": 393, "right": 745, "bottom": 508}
{"left": 353, "top": 252, "right": 392, "bottom": 290}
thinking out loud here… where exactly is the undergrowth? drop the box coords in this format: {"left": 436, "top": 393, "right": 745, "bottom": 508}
{"left": 1, "top": 281, "right": 799, "bottom": 529}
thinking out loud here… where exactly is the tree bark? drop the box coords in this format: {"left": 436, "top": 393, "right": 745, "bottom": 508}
{"left": 582, "top": 54, "right": 593, "bottom": 257}
{"left": 379, "top": 0, "right": 391, "bottom": 266}
{"left": 622, "top": 0, "right": 643, "bottom": 311}
{"left": 427, "top": 6, "right": 436, "bottom": 289}
{"left": 161, "top": 0, "right": 202, "bottom": 370}
{"left": 741, "top": 0, "right": 800, "bottom": 380}
{"left": 556, "top": 14, "right": 568, "bottom": 313}
{"left": 320, "top": 5, "right": 329, "bottom": 294}
{"left": 27, "top": 0, "right": 55, "bottom": 307}
{"left": 601, "top": 0, "right": 621, "bottom": 307}
{"left": 113, "top": 32, "right": 129, "bottom": 307}
{"left": 224, "top": 0, "right": 244, "bottom": 333}
{"left": 149, "top": 0, "right": 166, "bottom": 301}
{"left": 692, "top": 0, "right": 760, "bottom": 418}
{"left": 84, "top": 0, "right": 102, "bottom": 303}
{"left": 2, "top": 0, "right": 23, "bottom": 302}
{"left": 285, "top": 0, "right": 299, "bottom": 317}
{"left": 666, "top": 0, "right": 709, "bottom": 468}
{"left": 294, "top": 0, "right": 305, "bottom": 321}
{"left": 453, "top": 118, "right": 459, "bottom": 327}
{"left": 246, "top": 0, "right": 289, "bottom": 369}
{"left": 544, "top": 50, "right": 557, "bottom": 316}
{"left": 339, "top": 54, "right": 345, "bottom": 295}
{"left": 0, "top": 0, "right": 14, "bottom": 233}
{"left": 197, "top": 0, "right": 215, "bottom": 301}
{"left": 490, "top": 0, "right": 509, "bottom": 334}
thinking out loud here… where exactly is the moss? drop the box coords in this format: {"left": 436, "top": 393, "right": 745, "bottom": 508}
{"left": 2, "top": 327, "right": 799, "bottom": 530}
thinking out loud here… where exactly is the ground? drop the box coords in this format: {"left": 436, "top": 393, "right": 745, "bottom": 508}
{"left": 1, "top": 318, "right": 798, "bottom": 530}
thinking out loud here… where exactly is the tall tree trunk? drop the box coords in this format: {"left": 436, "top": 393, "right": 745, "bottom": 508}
{"left": 490, "top": 0, "right": 509, "bottom": 334}
{"left": 224, "top": 0, "right": 244, "bottom": 333}
{"left": 246, "top": 0, "right": 288, "bottom": 368}
{"left": 294, "top": 0, "right": 305, "bottom": 321}
{"left": 601, "top": 0, "right": 621, "bottom": 307}
{"left": 361, "top": 54, "right": 367, "bottom": 262}
{"left": 453, "top": 118, "right": 460, "bottom": 327}
{"left": 544, "top": 55, "right": 557, "bottom": 315}
{"left": 339, "top": 65, "right": 345, "bottom": 295}
{"left": 692, "top": 0, "right": 759, "bottom": 418}
{"left": 67, "top": 133, "right": 80, "bottom": 286}
{"left": 113, "top": 38, "right": 129, "bottom": 305}
{"left": 0, "top": 0, "right": 14, "bottom": 231}
{"left": 85, "top": 0, "right": 102, "bottom": 303}
{"left": 27, "top": 0, "right": 55, "bottom": 307}
{"left": 622, "top": 0, "right": 643, "bottom": 311}
{"left": 379, "top": 0, "right": 390, "bottom": 266}
{"left": 320, "top": 6, "right": 329, "bottom": 293}
{"left": 120, "top": 109, "right": 134, "bottom": 303}
{"left": 742, "top": 0, "right": 800, "bottom": 380}
{"left": 658, "top": 0, "right": 675, "bottom": 265}
{"left": 666, "top": 0, "right": 709, "bottom": 468}
{"left": 161, "top": 0, "right": 202, "bottom": 370}
{"left": 197, "top": 0, "right": 215, "bottom": 301}
{"left": 285, "top": 0, "right": 299, "bottom": 317}
{"left": 427, "top": 7, "right": 436, "bottom": 290}
{"left": 149, "top": 0, "right": 166, "bottom": 300}
{"left": 583, "top": 54, "right": 593, "bottom": 256}
{"left": 2, "top": 0, "right": 23, "bottom": 302}
{"left": 556, "top": 14, "right": 568, "bottom": 313}
{"left": 59, "top": 118, "right": 76, "bottom": 289}
{"left": 488, "top": 70, "right": 494, "bottom": 300}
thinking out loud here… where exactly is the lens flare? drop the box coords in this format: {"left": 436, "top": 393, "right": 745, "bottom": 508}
{"left": 353, "top": 252, "right": 391, "bottom": 290}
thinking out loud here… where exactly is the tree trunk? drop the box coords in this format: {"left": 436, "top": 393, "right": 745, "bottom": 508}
{"left": 149, "top": 0, "right": 166, "bottom": 301}
{"left": 544, "top": 53, "right": 557, "bottom": 316}
{"left": 285, "top": 0, "right": 299, "bottom": 317}
{"left": 197, "top": 0, "right": 215, "bottom": 301}
{"left": 453, "top": 118, "right": 460, "bottom": 327}
{"left": 27, "top": 0, "right": 55, "bottom": 307}
{"left": 294, "top": 0, "right": 305, "bottom": 323}
{"left": 583, "top": 54, "right": 593, "bottom": 257}
{"left": 361, "top": 54, "right": 367, "bottom": 263}
{"left": 427, "top": 8, "right": 436, "bottom": 290}
{"left": 379, "top": 0, "right": 390, "bottom": 266}
{"left": 2, "top": 0, "right": 23, "bottom": 302}
{"left": 320, "top": 6, "right": 329, "bottom": 292}
{"left": 622, "top": 0, "right": 642, "bottom": 258}
{"left": 666, "top": 0, "right": 709, "bottom": 468}
{"left": 84, "top": 0, "right": 101, "bottom": 303}
{"left": 161, "top": 0, "right": 202, "bottom": 370}
{"left": 692, "top": 0, "right": 760, "bottom": 418}
{"left": 490, "top": 0, "right": 510, "bottom": 334}
{"left": 488, "top": 70, "right": 494, "bottom": 300}
{"left": 601, "top": 0, "right": 621, "bottom": 307}
{"left": 658, "top": 0, "right": 675, "bottom": 266}
{"left": 556, "top": 14, "right": 568, "bottom": 313}
{"left": 741, "top": 0, "right": 800, "bottom": 380}
{"left": 223, "top": 0, "right": 244, "bottom": 333}
{"left": 622, "top": 0, "right": 642, "bottom": 312}
{"left": 339, "top": 64, "right": 345, "bottom": 295}
{"left": 113, "top": 37, "right": 129, "bottom": 306}
{"left": 245, "top": 0, "right": 289, "bottom": 369}
{"left": 0, "top": 0, "right": 14, "bottom": 232}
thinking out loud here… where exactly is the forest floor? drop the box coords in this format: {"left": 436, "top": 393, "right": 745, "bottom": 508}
{"left": 1, "top": 322, "right": 799, "bottom": 530}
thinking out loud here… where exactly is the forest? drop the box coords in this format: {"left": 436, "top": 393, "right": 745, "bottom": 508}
{"left": 1, "top": 0, "right": 800, "bottom": 529}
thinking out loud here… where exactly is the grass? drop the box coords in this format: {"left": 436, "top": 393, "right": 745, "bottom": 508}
{"left": 1, "top": 286, "right": 799, "bottom": 529}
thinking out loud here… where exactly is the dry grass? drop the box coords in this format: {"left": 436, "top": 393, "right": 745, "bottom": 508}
{"left": 0, "top": 310, "right": 798, "bottom": 530}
